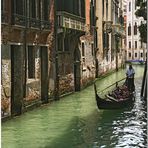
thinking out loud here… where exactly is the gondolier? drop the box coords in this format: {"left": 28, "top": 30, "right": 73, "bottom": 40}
{"left": 126, "top": 64, "right": 135, "bottom": 91}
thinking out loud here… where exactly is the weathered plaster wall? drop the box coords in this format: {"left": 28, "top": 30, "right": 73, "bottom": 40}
{"left": 80, "top": 35, "right": 95, "bottom": 87}
{"left": 1, "top": 44, "right": 11, "bottom": 117}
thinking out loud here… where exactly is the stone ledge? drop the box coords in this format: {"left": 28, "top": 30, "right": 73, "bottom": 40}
{"left": 23, "top": 99, "right": 42, "bottom": 112}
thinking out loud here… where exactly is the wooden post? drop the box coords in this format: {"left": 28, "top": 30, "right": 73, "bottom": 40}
{"left": 54, "top": 0, "right": 59, "bottom": 100}
{"left": 11, "top": 45, "right": 24, "bottom": 116}
{"left": 141, "top": 62, "right": 147, "bottom": 98}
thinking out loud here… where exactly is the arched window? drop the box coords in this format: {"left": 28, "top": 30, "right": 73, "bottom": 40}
{"left": 128, "top": 23, "right": 131, "bottom": 36}
{"left": 129, "top": 2, "right": 131, "bottom": 12}
{"left": 134, "top": 23, "right": 137, "bottom": 35}
{"left": 135, "top": 41, "right": 137, "bottom": 49}
{"left": 129, "top": 41, "right": 131, "bottom": 48}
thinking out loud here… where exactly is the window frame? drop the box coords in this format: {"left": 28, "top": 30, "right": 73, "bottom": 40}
{"left": 129, "top": 2, "right": 131, "bottom": 12}
{"left": 128, "top": 23, "right": 131, "bottom": 36}
{"left": 129, "top": 41, "right": 131, "bottom": 49}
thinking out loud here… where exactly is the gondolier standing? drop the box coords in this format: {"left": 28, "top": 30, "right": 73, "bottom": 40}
{"left": 126, "top": 64, "right": 135, "bottom": 91}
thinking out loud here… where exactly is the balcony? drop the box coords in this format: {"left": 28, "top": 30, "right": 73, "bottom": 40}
{"left": 12, "top": 14, "right": 50, "bottom": 30}
{"left": 29, "top": 18, "right": 50, "bottom": 30}
{"left": 40, "top": 20, "right": 51, "bottom": 30}
{"left": 112, "top": 24, "right": 125, "bottom": 38}
{"left": 57, "top": 11, "right": 85, "bottom": 32}
{"left": 29, "top": 18, "right": 41, "bottom": 28}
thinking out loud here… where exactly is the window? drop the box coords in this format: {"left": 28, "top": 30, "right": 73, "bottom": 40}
{"left": 141, "top": 53, "right": 143, "bottom": 57}
{"left": 129, "top": 52, "right": 131, "bottom": 57}
{"left": 129, "top": 41, "right": 131, "bottom": 48}
{"left": 135, "top": 41, "right": 137, "bottom": 49}
{"left": 128, "top": 24, "right": 131, "bottom": 36}
{"left": 28, "top": 46, "right": 35, "bottom": 78}
{"left": 1, "top": 0, "right": 5, "bottom": 12}
{"left": 135, "top": 53, "right": 137, "bottom": 57}
{"left": 12, "top": 0, "right": 25, "bottom": 26}
{"left": 134, "top": 23, "right": 137, "bottom": 35}
{"left": 102, "top": 0, "right": 104, "bottom": 17}
{"left": 29, "top": 0, "right": 41, "bottom": 19}
{"left": 82, "top": 42, "right": 85, "bottom": 56}
{"left": 129, "top": 2, "right": 131, "bottom": 12}
{"left": 64, "top": 36, "right": 69, "bottom": 51}
{"left": 103, "top": 32, "right": 109, "bottom": 49}
{"left": 1, "top": 0, "right": 8, "bottom": 23}
{"left": 43, "top": 0, "right": 50, "bottom": 21}
{"left": 141, "top": 41, "right": 143, "bottom": 48}
{"left": 106, "top": 0, "right": 108, "bottom": 20}
{"left": 29, "top": 0, "right": 36, "bottom": 18}
{"left": 13, "top": 0, "right": 25, "bottom": 15}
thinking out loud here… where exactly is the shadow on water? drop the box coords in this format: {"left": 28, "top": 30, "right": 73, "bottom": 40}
{"left": 44, "top": 105, "right": 145, "bottom": 148}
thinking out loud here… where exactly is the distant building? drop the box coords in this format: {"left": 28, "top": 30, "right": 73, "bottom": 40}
{"left": 126, "top": 0, "right": 147, "bottom": 62}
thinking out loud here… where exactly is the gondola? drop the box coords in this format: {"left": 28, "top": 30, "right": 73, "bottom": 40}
{"left": 94, "top": 79, "right": 135, "bottom": 109}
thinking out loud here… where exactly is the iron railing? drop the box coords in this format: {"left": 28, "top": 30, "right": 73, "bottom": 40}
{"left": 11, "top": 14, "right": 50, "bottom": 30}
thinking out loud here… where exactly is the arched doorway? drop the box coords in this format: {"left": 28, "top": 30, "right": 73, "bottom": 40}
{"left": 74, "top": 48, "right": 81, "bottom": 91}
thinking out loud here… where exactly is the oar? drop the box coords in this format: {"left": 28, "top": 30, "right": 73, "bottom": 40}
{"left": 98, "top": 77, "right": 126, "bottom": 93}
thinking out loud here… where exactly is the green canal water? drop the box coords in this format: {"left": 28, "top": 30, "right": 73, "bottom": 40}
{"left": 2, "top": 65, "right": 147, "bottom": 148}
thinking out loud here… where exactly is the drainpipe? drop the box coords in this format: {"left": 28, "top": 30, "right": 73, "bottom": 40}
{"left": 115, "top": 35, "right": 119, "bottom": 71}
{"left": 93, "top": 0, "right": 98, "bottom": 78}
{"left": 23, "top": 0, "right": 27, "bottom": 98}
{"left": 141, "top": 61, "right": 147, "bottom": 98}
{"left": 54, "top": 0, "right": 59, "bottom": 100}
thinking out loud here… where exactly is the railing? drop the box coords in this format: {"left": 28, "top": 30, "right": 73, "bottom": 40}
{"left": 11, "top": 14, "right": 50, "bottom": 30}
{"left": 29, "top": 18, "right": 41, "bottom": 28}
{"left": 40, "top": 20, "right": 51, "bottom": 30}
{"left": 57, "top": 11, "right": 85, "bottom": 31}
{"left": 29, "top": 18, "right": 50, "bottom": 30}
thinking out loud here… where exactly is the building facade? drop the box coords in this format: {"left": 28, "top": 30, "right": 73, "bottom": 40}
{"left": 126, "top": 0, "right": 147, "bottom": 62}
{"left": 1, "top": 0, "right": 129, "bottom": 118}
{"left": 56, "top": 0, "right": 97, "bottom": 95}
{"left": 1, "top": 0, "right": 97, "bottom": 117}
{"left": 96, "top": 0, "right": 125, "bottom": 74}
{"left": 1, "top": 0, "right": 53, "bottom": 117}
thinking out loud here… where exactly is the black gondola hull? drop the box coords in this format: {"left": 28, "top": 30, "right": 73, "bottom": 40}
{"left": 95, "top": 94, "right": 134, "bottom": 109}
{"left": 94, "top": 83, "right": 135, "bottom": 110}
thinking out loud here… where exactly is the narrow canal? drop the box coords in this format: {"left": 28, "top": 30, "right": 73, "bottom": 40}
{"left": 2, "top": 65, "right": 147, "bottom": 148}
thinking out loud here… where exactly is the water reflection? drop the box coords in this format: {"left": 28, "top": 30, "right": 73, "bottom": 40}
{"left": 93, "top": 77, "right": 147, "bottom": 148}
